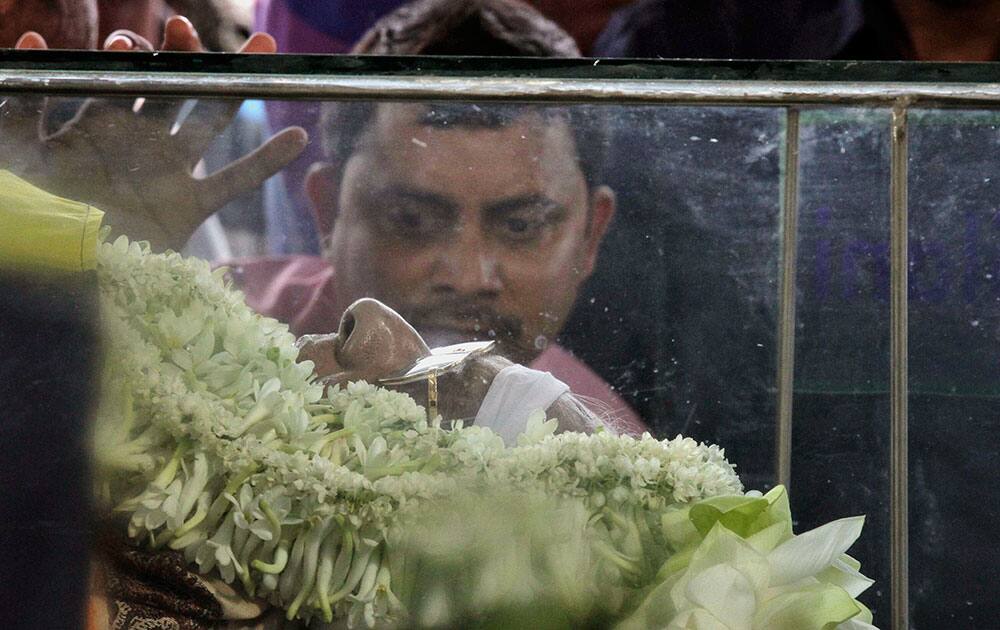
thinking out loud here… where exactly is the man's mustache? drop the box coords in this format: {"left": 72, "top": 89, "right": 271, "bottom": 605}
{"left": 397, "top": 300, "right": 524, "bottom": 342}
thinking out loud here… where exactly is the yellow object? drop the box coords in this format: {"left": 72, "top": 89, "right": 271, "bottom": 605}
{"left": 0, "top": 170, "right": 104, "bottom": 273}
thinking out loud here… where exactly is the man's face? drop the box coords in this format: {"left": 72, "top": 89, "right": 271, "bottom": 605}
{"left": 325, "top": 104, "right": 613, "bottom": 365}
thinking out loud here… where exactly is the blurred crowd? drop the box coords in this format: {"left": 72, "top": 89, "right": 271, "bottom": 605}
{"left": 6, "top": 1, "right": 1000, "bottom": 57}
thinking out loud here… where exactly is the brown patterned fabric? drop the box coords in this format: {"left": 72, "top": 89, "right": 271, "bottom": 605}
{"left": 98, "top": 532, "right": 226, "bottom": 630}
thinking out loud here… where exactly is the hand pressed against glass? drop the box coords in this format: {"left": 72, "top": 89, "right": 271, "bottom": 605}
{"left": 2, "top": 17, "right": 306, "bottom": 252}
{"left": 316, "top": 104, "right": 615, "bottom": 366}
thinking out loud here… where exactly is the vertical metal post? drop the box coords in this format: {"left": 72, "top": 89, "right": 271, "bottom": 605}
{"left": 776, "top": 108, "right": 800, "bottom": 490}
{"left": 889, "top": 102, "right": 910, "bottom": 630}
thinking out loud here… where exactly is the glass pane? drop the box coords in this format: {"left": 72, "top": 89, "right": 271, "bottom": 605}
{"left": 792, "top": 108, "right": 892, "bottom": 628}
{"left": 0, "top": 85, "right": 847, "bottom": 628}
{"left": 563, "top": 105, "right": 782, "bottom": 490}
{"left": 213, "top": 100, "right": 783, "bottom": 444}
{"left": 908, "top": 108, "right": 1000, "bottom": 629}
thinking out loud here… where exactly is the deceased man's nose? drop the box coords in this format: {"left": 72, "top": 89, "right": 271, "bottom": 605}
{"left": 298, "top": 298, "right": 430, "bottom": 385}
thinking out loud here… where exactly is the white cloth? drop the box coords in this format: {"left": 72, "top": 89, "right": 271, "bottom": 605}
{"left": 474, "top": 365, "right": 570, "bottom": 446}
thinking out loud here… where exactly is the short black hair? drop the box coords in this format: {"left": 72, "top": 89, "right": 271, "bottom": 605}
{"left": 322, "top": 102, "right": 609, "bottom": 189}
{"left": 319, "top": 0, "right": 607, "bottom": 190}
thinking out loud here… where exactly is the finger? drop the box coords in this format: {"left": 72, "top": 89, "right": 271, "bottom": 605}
{"left": 0, "top": 95, "right": 46, "bottom": 160}
{"left": 102, "top": 29, "right": 177, "bottom": 122}
{"left": 2, "top": 32, "right": 48, "bottom": 141}
{"left": 46, "top": 87, "right": 158, "bottom": 146}
{"left": 103, "top": 30, "right": 154, "bottom": 52}
{"left": 39, "top": 95, "right": 90, "bottom": 138}
{"left": 170, "top": 98, "right": 243, "bottom": 162}
{"left": 132, "top": 96, "right": 189, "bottom": 134}
{"left": 164, "top": 29, "right": 271, "bottom": 165}
{"left": 0, "top": 94, "right": 43, "bottom": 121}
{"left": 49, "top": 96, "right": 168, "bottom": 148}
{"left": 239, "top": 32, "right": 277, "bottom": 55}
{"left": 199, "top": 126, "right": 308, "bottom": 213}
{"left": 14, "top": 32, "right": 48, "bottom": 49}
{"left": 162, "top": 16, "right": 203, "bottom": 52}
{"left": 104, "top": 35, "right": 134, "bottom": 51}
{"left": 105, "top": 25, "right": 181, "bottom": 120}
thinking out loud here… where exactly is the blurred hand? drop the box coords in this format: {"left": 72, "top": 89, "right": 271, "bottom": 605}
{"left": 0, "top": 17, "right": 307, "bottom": 252}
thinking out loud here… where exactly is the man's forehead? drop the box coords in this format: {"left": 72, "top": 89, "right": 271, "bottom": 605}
{"left": 345, "top": 103, "right": 586, "bottom": 195}
{"left": 365, "top": 103, "right": 576, "bottom": 151}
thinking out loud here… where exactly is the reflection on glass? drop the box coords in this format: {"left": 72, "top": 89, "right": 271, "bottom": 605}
{"left": 236, "top": 100, "right": 651, "bottom": 433}
{"left": 0, "top": 94, "right": 786, "bottom": 474}
{"left": 792, "top": 109, "right": 892, "bottom": 627}
{"left": 908, "top": 109, "right": 1000, "bottom": 629}
{"left": 209, "top": 100, "right": 784, "bottom": 451}
{"left": 562, "top": 105, "right": 782, "bottom": 490}
{"left": 2, "top": 87, "right": 876, "bottom": 628}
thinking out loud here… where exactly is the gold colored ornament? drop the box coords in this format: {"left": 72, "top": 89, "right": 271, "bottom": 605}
{"left": 379, "top": 341, "right": 495, "bottom": 421}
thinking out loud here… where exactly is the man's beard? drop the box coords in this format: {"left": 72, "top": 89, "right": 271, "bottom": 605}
{"left": 396, "top": 299, "right": 538, "bottom": 365}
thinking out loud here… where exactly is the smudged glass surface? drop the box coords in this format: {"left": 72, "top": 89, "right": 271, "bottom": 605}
{"left": 4, "top": 67, "right": 1000, "bottom": 630}
{"left": 908, "top": 108, "right": 1000, "bottom": 629}
{"left": 1, "top": 91, "right": 787, "bottom": 626}
{"left": 1, "top": 93, "right": 786, "bottom": 448}
{"left": 792, "top": 108, "right": 892, "bottom": 628}
{"left": 561, "top": 105, "right": 782, "bottom": 490}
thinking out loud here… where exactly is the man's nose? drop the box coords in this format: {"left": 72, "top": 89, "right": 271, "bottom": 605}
{"left": 433, "top": 227, "right": 502, "bottom": 296}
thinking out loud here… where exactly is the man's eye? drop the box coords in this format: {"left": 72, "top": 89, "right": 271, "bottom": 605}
{"left": 388, "top": 208, "right": 425, "bottom": 230}
{"left": 501, "top": 214, "right": 545, "bottom": 240}
{"left": 506, "top": 217, "right": 530, "bottom": 233}
{"left": 379, "top": 207, "right": 449, "bottom": 239}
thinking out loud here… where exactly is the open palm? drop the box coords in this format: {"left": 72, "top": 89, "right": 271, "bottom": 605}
{"left": 0, "top": 19, "right": 307, "bottom": 251}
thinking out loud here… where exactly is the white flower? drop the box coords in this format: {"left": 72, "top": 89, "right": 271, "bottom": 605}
{"left": 225, "top": 484, "right": 272, "bottom": 541}
{"left": 625, "top": 516, "right": 875, "bottom": 630}
{"left": 96, "top": 236, "right": 861, "bottom": 630}
{"left": 127, "top": 478, "right": 183, "bottom": 534}
{"left": 516, "top": 410, "right": 558, "bottom": 446}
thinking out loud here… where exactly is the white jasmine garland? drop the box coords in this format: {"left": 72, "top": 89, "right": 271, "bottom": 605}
{"left": 92, "top": 236, "right": 744, "bottom": 626}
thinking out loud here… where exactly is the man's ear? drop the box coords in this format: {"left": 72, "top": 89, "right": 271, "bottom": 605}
{"left": 305, "top": 161, "right": 342, "bottom": 237}
{"left": 581, "top": 185, "right": 616, "bottom": 277}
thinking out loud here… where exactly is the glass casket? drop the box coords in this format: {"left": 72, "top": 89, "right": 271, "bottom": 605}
{"left": 3, "top": 52, "right": 1000, "bottom": 630}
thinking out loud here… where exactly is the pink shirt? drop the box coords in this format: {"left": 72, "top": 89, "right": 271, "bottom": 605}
{"left": 229, "top": 255, "right": 647, "bottom": 435}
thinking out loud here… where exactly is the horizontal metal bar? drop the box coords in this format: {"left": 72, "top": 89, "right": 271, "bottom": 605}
{"left": 5, "top": 70, "right": 1000, "bottom": 105}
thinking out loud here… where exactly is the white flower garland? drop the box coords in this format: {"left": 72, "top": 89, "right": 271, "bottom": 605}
{"left": 92, "top": 235, "right": 744, "bottom": 626}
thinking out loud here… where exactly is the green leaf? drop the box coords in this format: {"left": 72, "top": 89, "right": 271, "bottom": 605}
{"left": 689, "top": 495, "right": 769, "bottom": 538}
{"left": 661, "top": 505, "right": 699, "bottom": 548}
{"left": 753, "top": 584, "right": 861, "bottom": 630}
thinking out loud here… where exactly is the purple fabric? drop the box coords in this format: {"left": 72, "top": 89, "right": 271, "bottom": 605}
{"left": 257, "top": 0, "right": 410, "bottom": 51}
{"left": 254, "top": 0, "right": 409, "bottom": 254}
